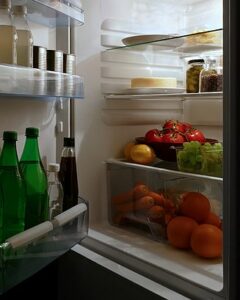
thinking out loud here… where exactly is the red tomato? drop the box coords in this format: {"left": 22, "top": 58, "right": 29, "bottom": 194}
{"left": 145, "top": 129, "right": 164, "bottom": 143}
{"left": 181, "top": 122, "right": 193, "bottom": 132}
{"left": 185, "top": 128, "right": 206, "bottom": 143}
{"left": 162, "top": 132, "right": 186, "bottom": 143}
{"left": 163, "top": 120, "right": 191, "bottom": 133}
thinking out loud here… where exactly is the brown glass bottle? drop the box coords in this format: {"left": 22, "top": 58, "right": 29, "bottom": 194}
{"left": 59, "top": 137, "right": 78, "bottom": 211}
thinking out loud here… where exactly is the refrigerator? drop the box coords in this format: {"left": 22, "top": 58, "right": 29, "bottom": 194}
{"left": 0, "top": 0, "right": 236, "bottom": 299}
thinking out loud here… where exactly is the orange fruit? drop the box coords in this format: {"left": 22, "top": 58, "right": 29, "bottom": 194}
{"left": 123, "top": 142, "right": 135, "bottom": 161}
{"left": 147, "top": 205, "right": 165, "bottom": 224}
{"left": 180, "top": 192, "right": 211, "bottom": 222}
{"left": 167, "top": 216, "right": 199, "bottom": 249}
{"left": 130, "top": 144, "right": 156, "bottom": 164}
{"left": 203, "top": 212, "right": 222, "bottom": 228}
{"left": 190, "top": 224, "right": 222, "bottom": 258}
{"left": 147, "top": 205, "right": 164, "bottom": 218}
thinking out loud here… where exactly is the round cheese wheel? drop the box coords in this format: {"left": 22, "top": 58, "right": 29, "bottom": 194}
{"left": 131, "top": 77, "right": 177, "bottom": 88}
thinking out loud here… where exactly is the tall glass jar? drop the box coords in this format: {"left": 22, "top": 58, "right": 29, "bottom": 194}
{"left": 186, "top": 58, "right": 204, "bottom": 93}
{"left": 12, "top": 5, "right": 33, "bottom": 67}
{"left": 0, "top": 0, "right": 17, "bottom": 64}
{"left": 199, "top": 57, "right": 223, "bottom": 92}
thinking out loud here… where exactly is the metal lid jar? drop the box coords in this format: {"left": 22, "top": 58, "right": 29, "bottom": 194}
{"left": 199, "top": 57, "right": 223, "bottom": 92}
{"left": 186, "top": 58, "right": 204, "bottom": 93}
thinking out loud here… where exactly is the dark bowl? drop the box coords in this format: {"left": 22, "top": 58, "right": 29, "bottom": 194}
{"left": 135, "top": 137, "right": 219, "bottom": 162}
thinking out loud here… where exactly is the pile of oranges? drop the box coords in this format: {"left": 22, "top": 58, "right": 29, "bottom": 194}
{"left": 111, "top": 184, "right": 222, "bottom": 259}
{"left": 167, "top": 192, "right": 222, "bottom": 259}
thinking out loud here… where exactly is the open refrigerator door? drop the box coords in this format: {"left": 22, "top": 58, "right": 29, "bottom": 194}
{"left": 0, "top": 0, "right": 88, "bottom": 294}
{"left": 73, "top": 0, "right": 226, "bottom": 299}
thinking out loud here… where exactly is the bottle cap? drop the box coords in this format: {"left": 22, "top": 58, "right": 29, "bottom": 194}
{"left": 0, "top": 0, "right": 11, "bottom": 8}
{"left": 3, "top": 131, "right": 17, "bottom": 141}
{"left": 48, "top": 163, "right": 60, "bottom": 173}
{"left": 64, "top": 137, "right": 75, "bottom": 147}
{"left": 12, "top": 5, "right": 27, "bottom": 15}
{"left": 47, "top": 50, "right": 64, "bottom": 72}
{"left": 63, "top": 53, "right": 76, "bottom": 75}
{"left": 33, "top": 45, "right": 47, "bottom": 70}
{"left": 25, "top": 127, "right": 39, "bottom": 137}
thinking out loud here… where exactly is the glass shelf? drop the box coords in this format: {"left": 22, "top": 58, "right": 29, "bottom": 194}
{"left": 106, "top": 29, "right": 223, "bottom": 56}
{"left": 0, "top": 198, "right": 88, "bottom": 294}
{"left": 0, "top": 64, "right": 84, "bottom": 99}
{"left": 14, "top": 0, "right": 85, "bottom": 27}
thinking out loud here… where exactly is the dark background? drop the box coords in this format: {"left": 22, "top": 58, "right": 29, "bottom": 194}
{"left": 0, "top": 250, "right": 165, "bottom": 300}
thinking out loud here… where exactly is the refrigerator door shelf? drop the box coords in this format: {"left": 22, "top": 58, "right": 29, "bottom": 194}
{"left": 0, "top": 198, "right": 88, "bottom": 295}
{"left": 0, "top": 64, "right": 84, "bottom": 99}
{"left": 16, "top": 0, "right": 85, "bottom": 27}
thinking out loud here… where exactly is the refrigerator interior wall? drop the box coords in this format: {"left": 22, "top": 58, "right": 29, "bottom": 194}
{"left": 74, "top": 0, "right": 223, "bottom": 296}
{"left": 0, "top": 22, "right": 57, "bottom": 166}
{"left": 75, "top": 0, "right": 223, "bottom": 221}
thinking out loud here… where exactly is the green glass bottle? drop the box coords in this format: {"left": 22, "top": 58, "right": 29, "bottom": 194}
{"left": 20, "top": 128, "right": 49, "bottom": 229}
{"left": 0, "top": 131, "right": 26, "bottom": 243}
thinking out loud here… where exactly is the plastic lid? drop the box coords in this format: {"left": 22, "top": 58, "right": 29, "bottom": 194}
{"left": 188, "top": 59, "right": 204, "bottom": 64}
{"left": 3, "top": 131, "right": 17, "bottom": 141}
{"left": 48, "top": 163, "right": 60, "bottom": 172}
{"left": 25, "top": 127, "right": 39, "bottom": 138}
{"left": 64, "top": 137, "right": 75, "bottom": 147}
{"left": 0, "top": 0, "right": 11, "bottom": 8}
{"left": 12, "top": 5, "right": 27, "bottom": 15}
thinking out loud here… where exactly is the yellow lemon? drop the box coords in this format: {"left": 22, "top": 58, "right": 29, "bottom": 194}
{"left": 130, "top": 144, "right": 156, "bottom": 164}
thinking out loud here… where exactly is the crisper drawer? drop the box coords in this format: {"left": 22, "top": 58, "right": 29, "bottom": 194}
{"left": 0, "top": 197, "right": 88, "bottom": 294}
{"left": 106, "top": 159, "right": 223, "bottom": 260}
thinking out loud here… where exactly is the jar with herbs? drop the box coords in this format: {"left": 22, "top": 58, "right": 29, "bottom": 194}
{"left": 186, "top": 59, "right": 204, "bottom": 93}
{"left": 199, "top": 57, "right": 223, "bottom": 92}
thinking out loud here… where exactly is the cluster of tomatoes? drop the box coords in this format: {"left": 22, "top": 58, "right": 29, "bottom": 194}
{"left": 145, "top": 120, "right": 206, "bottom": 144}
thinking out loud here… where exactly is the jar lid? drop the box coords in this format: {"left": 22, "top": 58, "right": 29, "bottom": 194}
{"left": 188, "top": 59, "right": 204, "bottom": 64}
{"left": 3, "top": 131, "right": 17, "bottom": 141}
{"left": 64, "top": 137, "right": 75, "bottom": 147}
{"left": 12, "top": 5, "right": 27, "bottom": 15}
{"left": 26, "top": 127, "right": 39, "bottom": 138}
{"left": 48, "top": 163, "right": 60, "bottom": 173}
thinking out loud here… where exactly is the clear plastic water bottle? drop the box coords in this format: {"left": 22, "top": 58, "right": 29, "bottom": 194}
{"left": 48, "top": 163, "right": 63, "bottom": 220}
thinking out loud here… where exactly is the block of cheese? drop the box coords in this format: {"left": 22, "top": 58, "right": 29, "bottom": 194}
{"left": 186, "top": 31, "right": 221, "bottom": 45}
{"left": 131, "top": 77, "right": 177, "bottom": 88}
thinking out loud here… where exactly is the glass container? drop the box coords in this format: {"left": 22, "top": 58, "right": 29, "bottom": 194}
{"left": 0, "top": 0, "right": 17, "bottom": 64}
{"left": 186, "top": 58, "right": 204, "bottom": 93}
{"left": 12, "top": 5, "right": 33, "bottom": 67}
{"left": 199, "top": 57, "right": 223, "bottom": 92}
